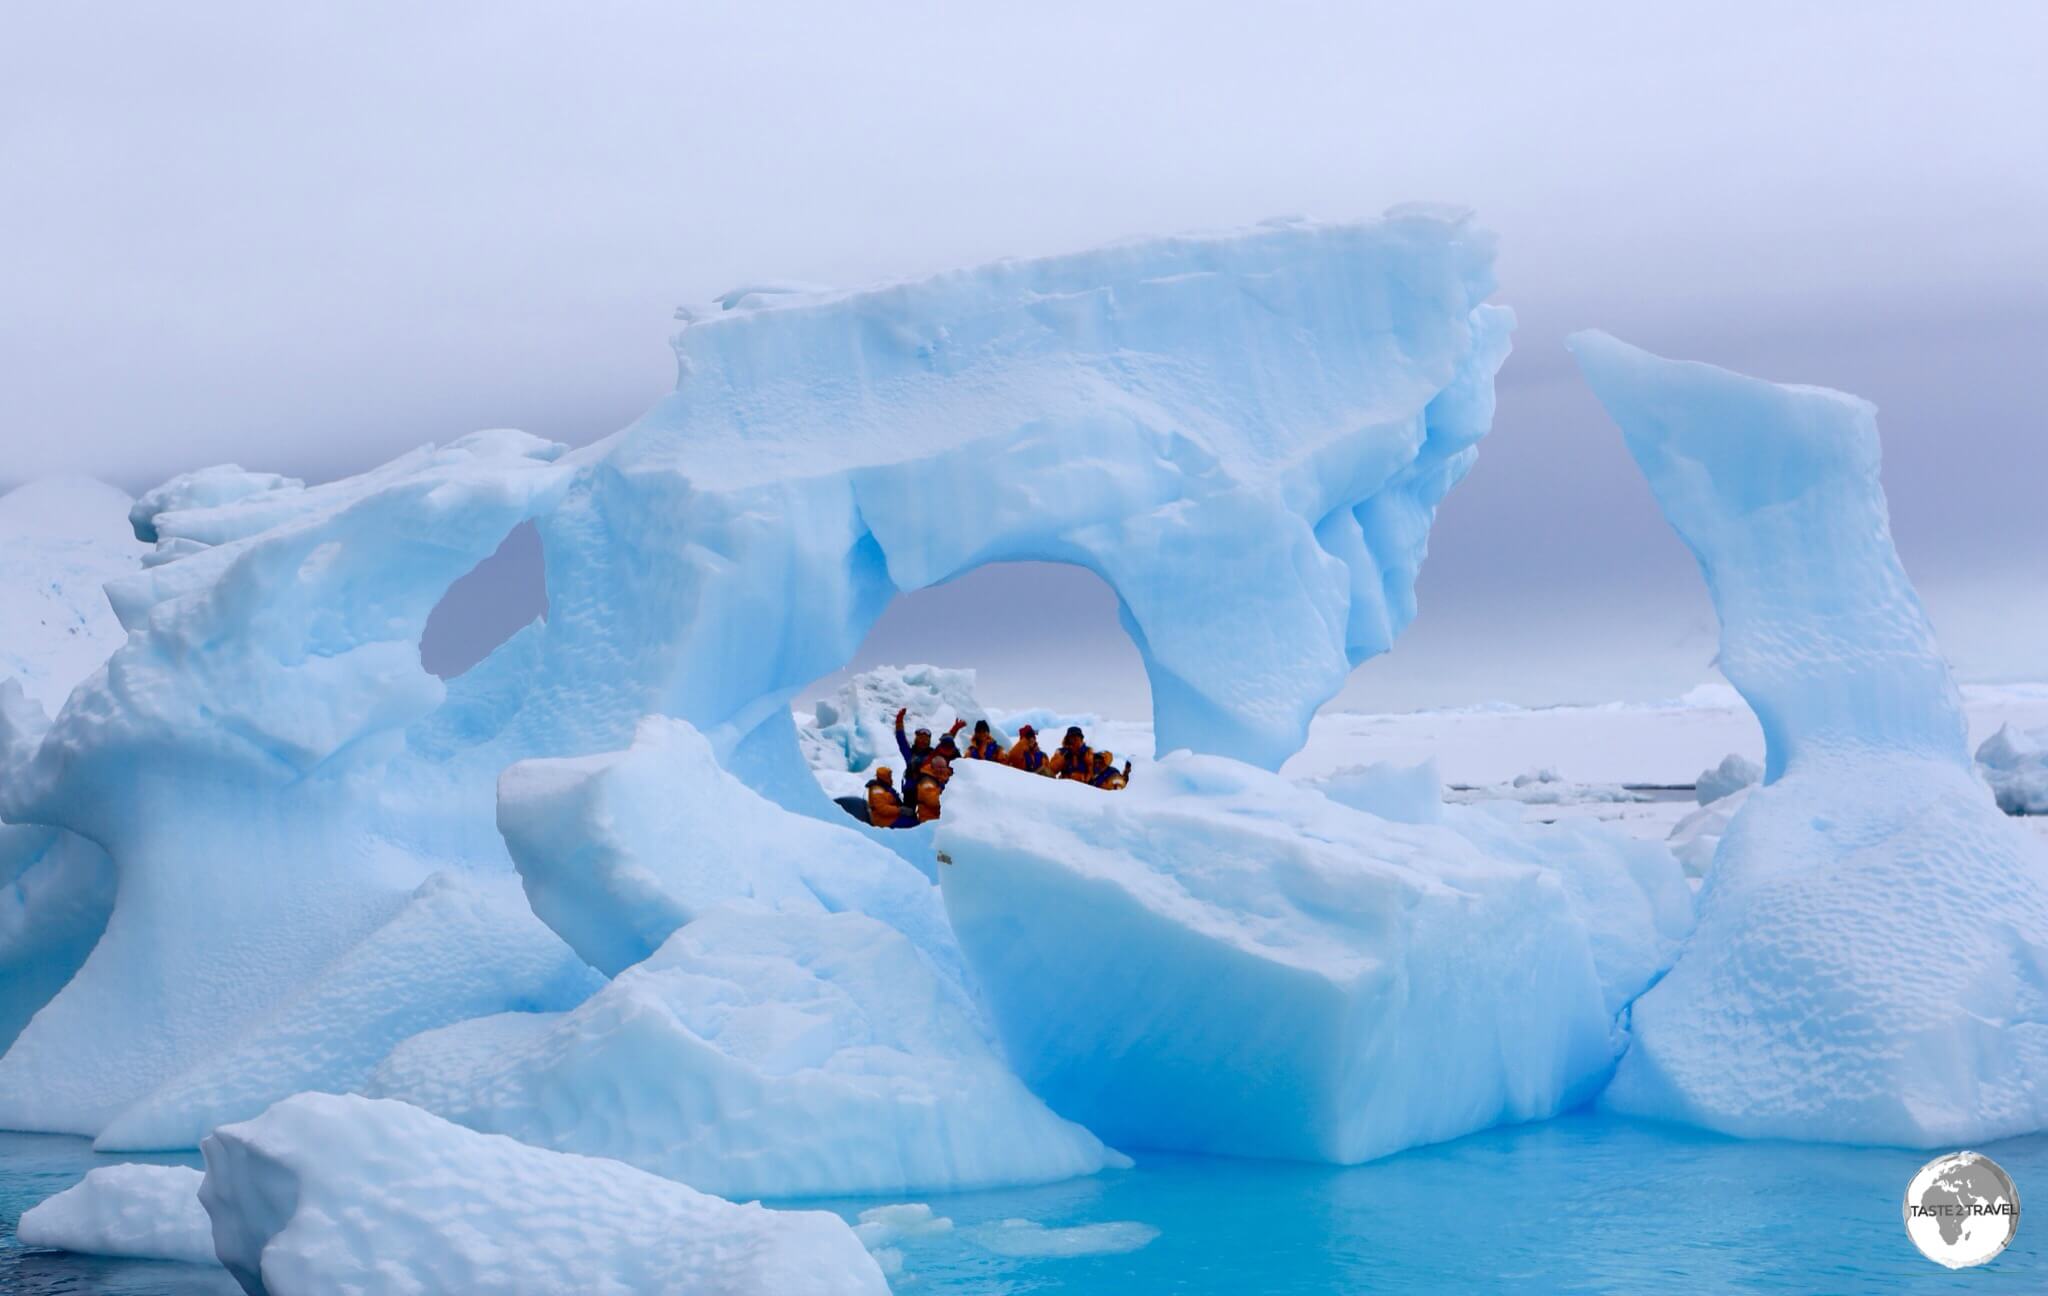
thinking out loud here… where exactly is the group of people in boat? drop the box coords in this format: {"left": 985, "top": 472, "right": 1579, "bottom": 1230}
{"left": 863, "top": 709, "right": 1132, "bottom": 828}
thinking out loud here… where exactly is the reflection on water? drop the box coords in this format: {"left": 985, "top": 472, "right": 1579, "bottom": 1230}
{"left": 7, "top": 1114, "right": 2048, "bottom": 1294}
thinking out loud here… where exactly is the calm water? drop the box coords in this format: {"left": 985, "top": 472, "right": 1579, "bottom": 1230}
{"left": 6, "top": 1114, "right": 2046, "bottom": 1294}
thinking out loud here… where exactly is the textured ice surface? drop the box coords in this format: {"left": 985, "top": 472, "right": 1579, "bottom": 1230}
{"left": 92, "top": 871, "right": 600, "bottom": 1152}
{"left": 17, "top": 1163, "right": 216, "bottom": 1265}
{"left": 498, "top": 715, "right": 960, "bottom": 980}
{"left": 935, "top": 756, "right": 1686, "bottom": 1163}
{"left": 1978, "top": 724, "right": 2048, "bottom": 815}
{"left": 369, "top": 904, "right": 1112, "bottom": 1197}
{"left": 1574, "top": 330, "right": 2048, "bottom": 1145}
{"left": 198, "top": 1092, "right": 886, "bottom": 1296}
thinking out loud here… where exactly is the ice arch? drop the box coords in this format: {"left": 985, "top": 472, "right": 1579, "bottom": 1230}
{"left": 489, "top": 209, "right": 1514, "bottom": 785}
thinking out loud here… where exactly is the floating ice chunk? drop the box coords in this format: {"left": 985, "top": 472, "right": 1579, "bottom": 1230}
{"left": 1573, "top": 329, "right": 2048, "bottom": 1146}
{"left": 1694, "top": 753, "right": 1761, "bottom": 805}
{"left": 935, "top": 756, "right": 1684, "bottom": 1163}
{"left": 498, "top": 715, "right": 960, "bottom": 981}
{"left": 852, "top": 1202, "right": 955, "bottom": 1249}
{"left": 198, "top": 1092, "right": 886, "bottom": 1296}
{"left": 964, "top": 1218, "right": 1161, "bottom": 1258}
{"left": 1457, "top": 768, "right": 1644, "bottom": 806}
{"left": 1977, "top": 724, "right": 2048, "bottom": 815}
{"left": 17, "top": 1163, "right": 216, "bottom": 1265}
{"left": 369, "top": 905, "right": 1113, "bottom": 1198}
{"left": 93, "top": 871, "right": 601, "bottom": 1152}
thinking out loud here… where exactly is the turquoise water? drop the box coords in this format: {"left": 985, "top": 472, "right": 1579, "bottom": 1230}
{"left": 6, "top": 1114, "right": 2046, "bottom": 1293}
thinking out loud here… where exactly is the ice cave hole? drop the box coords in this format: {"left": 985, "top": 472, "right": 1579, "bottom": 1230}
{"left": 798, "top": 561, "right": 1153, "bottom": 821}
{"left": 418, "top": 520, "right": 549, "bottom": 679}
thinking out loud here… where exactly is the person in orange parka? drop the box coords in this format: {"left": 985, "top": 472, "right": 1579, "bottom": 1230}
{"left": 865, "top": 766, "right": 917, "bottom": 828}
{"left": 1089, "top": 749, "right": 1131, "bottom": 790}
{"left": 914, "top": 753, "right": 953, "bottom": 821}
{"left": 1003, "top": 724, "right": 1049, "bottom": 774}
{"left": 1046, "top": 726, "right": 1093, "bottom": 781}
{"left": 964, "top": 719, "right": 1003, "bottom": 762}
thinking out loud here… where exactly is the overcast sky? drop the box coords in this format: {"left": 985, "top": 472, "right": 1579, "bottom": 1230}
{"left": 7, "top": 2, "right": 2045, "bottom": 713}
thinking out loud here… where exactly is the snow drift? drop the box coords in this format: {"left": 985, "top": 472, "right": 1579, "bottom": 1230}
{"left": 1572, "top": 329, "right": 2048, "bottom": 1146}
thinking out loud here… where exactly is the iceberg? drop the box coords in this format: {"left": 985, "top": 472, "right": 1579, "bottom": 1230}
{"left": 1572, "top": 330, "right": 2048, "bottom": 1145}
{"left": 0, "top": 431, "right": 577, "bottom": 1136}
{"left": 0, "top": 213, "right": 1507, "bottom": 1139}
{"left": 933, "top": 756, "right": 1686, "bottom": 1163}
{"left": 16, "top": 1163, "right": 217, "bottom": 1266}
{"left": 368, "top": 904, "right": 1113, "bottom": 1198}
{"left": 197, "top": 1092, "right": 887, "bottom": 1296}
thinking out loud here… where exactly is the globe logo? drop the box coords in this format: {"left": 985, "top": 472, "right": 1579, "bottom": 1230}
{"left": 1904, "top": 1152, "right": 2020, "bottom": 1269}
